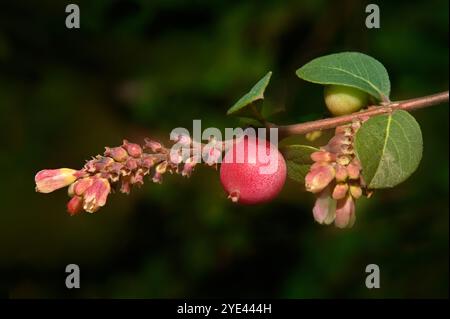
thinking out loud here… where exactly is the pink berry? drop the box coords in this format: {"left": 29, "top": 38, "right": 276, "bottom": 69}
{"left": 220, "top": 137, "right": 287, "bottom": 205}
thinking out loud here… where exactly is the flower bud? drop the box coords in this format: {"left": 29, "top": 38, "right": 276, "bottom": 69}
{"left": 335, "top": 195, "right": 356, "bottom": 228}
{"left": 120, "top": 177, "right": 132, "bottom": 194}
{"left": 144, "top": 138, "right": 163, "bottom": 153}
{"left": 312, "top": 186, "right": 337, "bottom": 225}
{"left": 104, "top": 146, "right": 128, "bottom": 162}
{"left": 332, "top": 183, "right": 349, "bottom": 200}
{"left": 204, "top": 146, "right": 222, "bottom": 166}
{"left": 122, "top": 140, "right": 142, "bottom": 158}
{"left": 305, "top": 163, "right": 335, "bottom": 193}
{"left": 324, "top": 134, "right": 346, "bottom": 154}
{"left": 152, "top": 162, "right": 168, "bottom": 184}
{"left": 182, "top": 157, "right": 197, "bottom": 177}
{"left": 82, "top": 178, "right": 111, "bottom": 213}
{"left": 311, "top": 151, "right": 335, "bottom": 163}
{"left": 347, "top": 161, "right": 360, "bottom": 180}
{"left": 335, "top": 164, "right": 348, "bottom": 182}
{"left": 349, "top": 185, "right": 362, "bottom": 199}
{"left": 131, "top": 172, "right": 144, "bottom": 186}
{"left": 67, "top": 196, "right": 83, "bottom": 216}
{"left": 140, "top": 154, "right": 157, "bottom": 169}
{"left": 169, "top": 149, "right": 183, "bottom": 164}
{"left": 96, "top": 157, "right": 115, "bottom": 171}
{"left": 73, "top": 177, "right": 94, "bottom": 196}
{"left": 172, "top": 133, "right": 192, "bottom": 146}
{"left": 125, "top": 157, "right": 138, "bottom": 171}
{"left": 35, "top": 168, "right": 78, "bottom": 193}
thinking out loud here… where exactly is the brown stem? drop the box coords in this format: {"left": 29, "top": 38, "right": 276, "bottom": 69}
{"left": 275, "top": 91, "right": 449, "bottom": 138}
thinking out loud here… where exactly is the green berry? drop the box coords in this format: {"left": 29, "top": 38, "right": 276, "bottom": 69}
{"left": 324, "top": 85, "right": 369, "bottom": 116}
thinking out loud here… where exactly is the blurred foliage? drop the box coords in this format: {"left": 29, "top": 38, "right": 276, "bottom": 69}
{"left": 0, "top": 0, "right": 448, "bottom": 298}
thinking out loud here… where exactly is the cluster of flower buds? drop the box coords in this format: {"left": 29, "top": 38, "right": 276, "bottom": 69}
{"left": 304, "top": 120, "right": 371, "bottom": 228}
{"left": 35, "top": 136, "right": 211, "bottom": 215}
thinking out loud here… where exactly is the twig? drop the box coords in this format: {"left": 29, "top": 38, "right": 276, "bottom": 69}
{"left": 274, "top": 91, "right": 449, "bottom": 138}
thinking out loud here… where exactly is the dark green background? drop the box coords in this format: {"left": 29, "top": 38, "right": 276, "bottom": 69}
{"left": 0, "top": 0, "right": 448, "bottom": 298}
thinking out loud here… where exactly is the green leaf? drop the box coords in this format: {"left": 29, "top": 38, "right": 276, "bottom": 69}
{"left": 280, "top": 145, "right": 319, "bottom": 184}
{"left": 296, "top": 52, "right": 391, "bottom": 102}
{"left": 227, "top": 71, "right": 272, "bottom": 116}
{"left": 354, "top": 110, "right": 423, "bottom": 189}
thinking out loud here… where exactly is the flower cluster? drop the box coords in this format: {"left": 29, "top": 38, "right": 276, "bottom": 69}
{"left": 35, "top": 137, "right": 212, "bottom": 215}
{"left": 305, "top": 121, "right": 371, "bottom": 228}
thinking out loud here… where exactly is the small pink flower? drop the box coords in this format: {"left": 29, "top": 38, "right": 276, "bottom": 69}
{"left": 122, "top": 140, "right": 143, "bottom": 158}
{"left": 305, "top": 164, "right": 335, "bottom": 193}
{"left": 334, "top": 195, "right": 356, "bottom": 228}
{"left": 67, "top": 196, "right": 83, "bottom": 216}
{"left": 104, "top": 146, "right": 128, "bottom": 162}
{"left": 312, "top": 186, "right": 336, "bottom": 225}
{"left": 347, "top": 161, "right": 361, "bottom": 180}
{"left": 335, "top": 164, "right": 348, "bottom": 182}
{"left": 152, "top": 162, "right": 168, "bottom": 184}
{"left": 35, "top": 168, "right": 79, "bottom": 193}
{"left": 311, "top": 151, "right": 336, "bottom": 163}
{"left": 140, "top": 154, "right": 157, "bottom": 169}
{"left": 73, "top": 177, "right": 94, "bottom": 196}
{"left": 172, "top": 133, "right": 192, "bottom": 146}
{"left": 204, "top": 146, "right": 222, "bottom": 166}
{"left": 120, "top": 176, "right": 132, "bottom": 194}
{"left": 349, "top": 185, "right": 362, "bottom": 199}
{"left": 125, "top": 157, "right": 138, "bottom": 171}
{"left": 182, "top": 157, "right": 198, "bottom": 177}
{"left": 82, "top": 177, "right": 111, "bottom": 213}
{"left": 332, "top": 183, "right": 349, "bottom": 200}
{"left": 144, "top": 138, "right": 163, "bottom": 153}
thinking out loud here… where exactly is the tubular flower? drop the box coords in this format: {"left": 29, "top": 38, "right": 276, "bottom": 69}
{"left": 35, "top": 168, "right": 79, "bottom": 193}
{"left": 35, "top": 136, "right": 213, "bottom": 215}
{"left": 305, "top": 120, "right": 371, "bottom": 228}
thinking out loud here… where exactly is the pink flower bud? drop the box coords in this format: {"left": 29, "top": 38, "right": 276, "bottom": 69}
{"left": 204, "top": 147, "right": 222, "bottom": 166}
{"left": 144, "top": 138, "right": 163, "bottom": 153}
{"left": 120, "top": 177, "right": 132, "bottom": 194}
{"left": 311, "top": 151, "right": 335, "bottom": 163}
{"left": 182, "top": 157, "right": 198, "bottom": 177}
{"left": 335, "top": 164, "right": 348, "bottom": 182}
{"left": 332, "top": 183, "right": 349, "bottom": 200}
{"left": 172, "top": 134, "right": 192, "bottom": 146}
{"left": 122, "top": 140, "right": 142, "bottom": 158}
{"left": 347, "top": 161, "right": 360, "bottom": 180}
{"left": 82, "top": 178, "right": 111, "bottom": 213}
{"left": 125, "top": 157, "right": 138, "bottom": 171}
{"left": 349, "top": 185, "right": 362, "bottom": 199}
{"left": 35, "top": 168, "right": 78, "bottom": 193}
{"left": 67, "top": 196, "right": 83, "bottom": 216}
{"left": 140, "top": 154, "right": 157, "bottom": 169}
{"left": 104, "top": 146, "right": 128, "bottom": 162}
{"left": 97, "top": 156, "right": 115, "bottom": 171}
{"left": 335, "top": 195, "right": 356, "bottom": 228}
{"left": 131, "top": 171, "right": 144, "bottom": 186}
{"left": 73, "top": 177, "right": 94, "bottom": 196}
{"left": 152, "top": 172, "right": 163, "bottom": 184}
{"left": 152, "top": 162, "right": 168, "bottom": 183}
{"left": 169, "top": 149, "right": 183, "bottom": 164}
{"left": 107, "top": 162, "right": 124, "bottom": 182}
{"left": 312, "top": 186, "right": 337, "bottom": 225}
{"left": 305, "top": 163, "right": 335, "bottom": 193}
{"left": 324, "top": 133, "right": 351, "bottom": 154}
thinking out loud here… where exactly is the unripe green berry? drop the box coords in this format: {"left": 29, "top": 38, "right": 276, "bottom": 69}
{"left": 324, "top": 85, "right": 369, "bottom": 116}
